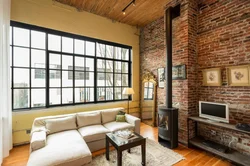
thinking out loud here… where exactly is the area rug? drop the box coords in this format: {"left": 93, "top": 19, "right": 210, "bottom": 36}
{"left": 86, "top": 138, "right": 184, "bottom": 166}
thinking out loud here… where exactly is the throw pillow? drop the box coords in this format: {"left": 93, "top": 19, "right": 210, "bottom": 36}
{"left": 116, "top": 115, "right": 126, "bottom": 122}
{"left": 118, "top": 110, "right": 126, "bottom": 115}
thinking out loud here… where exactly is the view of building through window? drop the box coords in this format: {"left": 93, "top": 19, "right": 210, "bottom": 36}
{"left": 10, "top": 23, "right": 132, "bottom": 110}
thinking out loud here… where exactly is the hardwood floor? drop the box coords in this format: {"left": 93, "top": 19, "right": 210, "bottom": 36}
{"left": 3, "top": 123, "right": 232, "bottom": 166}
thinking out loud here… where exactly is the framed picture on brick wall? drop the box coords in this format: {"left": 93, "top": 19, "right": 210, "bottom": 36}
{"left": 158, "top": 67, "right": 165, "bottom": 88}
{"left": 172, "top": 65, "right": 186, "bottom": 80}
{"left": 227, "top": 65, "right": 250, "bottom": 86}
{"left": 202, "top": 68, "right": 222, "bottom": 86}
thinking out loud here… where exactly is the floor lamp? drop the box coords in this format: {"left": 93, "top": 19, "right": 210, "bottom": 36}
{"left": 122, "top": 88, "right": 134, "bottom": 114}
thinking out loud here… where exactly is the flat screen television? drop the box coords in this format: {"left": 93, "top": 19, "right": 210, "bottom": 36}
{"left": 199, "top": 101, "right": 229, "bottom": 123}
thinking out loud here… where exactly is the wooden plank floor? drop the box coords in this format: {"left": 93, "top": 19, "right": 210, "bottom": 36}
{"left": 2, "top": 123, "right": 232, "bottom": 166}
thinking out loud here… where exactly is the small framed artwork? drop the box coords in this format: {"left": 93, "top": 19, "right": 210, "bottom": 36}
{"left": 172, "top": 65, "right": 186, "bottom": 80}
{"left": 227, "top": 65, "right": 250, "bottom": 86}
{"left": 202, "top": 68, "right": 222, "bottom": 86}
{"left": 157, "top": 68, "right": 165, "bottom": 88}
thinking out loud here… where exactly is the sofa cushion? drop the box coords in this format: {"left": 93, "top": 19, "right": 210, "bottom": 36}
{"left": 27, "top": 130, "right": 92, "bottom": 166}
{"left": 101, "top": 108, "right": 124, "bottom": 124}
{"left": 45, "top": 116, "right": 77, "bottom": 134}
{"left": 77, "top": 111, "right": 101, "bottom": 128}
{"left": 103, "top": 121, "right": 134, "bottom": 132}
{"left": 78, "top": 125, "right": 110, "bottom": 143}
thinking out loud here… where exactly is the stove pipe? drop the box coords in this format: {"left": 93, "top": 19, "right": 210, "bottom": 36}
{"left": 165, "top": 5, "right": 180, "bottom": 108}
{"left": 165, "top": 7, "right": 173, "bottom": 108}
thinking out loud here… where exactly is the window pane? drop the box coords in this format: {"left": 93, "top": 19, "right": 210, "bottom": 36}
{"left": 97, "top": 73, "right": 105, "bottom": 86}
{"left": 106, "top": 87, "right": 113, "bottom": 100}
{"left": 75, "top": 88, "right": 85, "bottom": 103}
{"left": 75, "top": 71, "right": 85, "bottom": 87}
{"left": 85, "top": 88, "right": 94, "bottom": 102}
{"left": 31, "top": 49, "right": 46, "bottom": 68}
{"left": 48, "top": 34, "right": 61, "bottom": 51}
{"left": 75, "top": 57, "right": 85, "bottom": 70}
{"left": 62, "top": 71, "right": 72, "bottom": 87}
{"left": 122, "top": 74, "right": 128, "bottom": 86}
{"left": 122, "top": 87, "right": 128, "bottom": 99}
{"left": 31, "top": 89, "right": 45, "bottom": 107}
{"left": 97, "top": 59, "right": 105, "bottom": 72}
{"left": 86, "top": 72, "right": 94, "bottom": 86}
{"left": 10, "top": 46, "right": 12, "bottom": 66}
{"left": 50, "top": 88, "right": 61, "bottom": 105}
{"left": 86, "top": 41, "right": 95, "bottom": 56}
{"left": 14, "top": 68, "right": 29, "bottom": 87}
{"left": 97, "top": 43, "right": 105, "bottom": 57}
{"left": 62, "top": 37, "right": 73, "bottom": 53}
{"left": 14, "top": 47, "right": 30, "bottom": 67}
{"left": 115, "top": 47, "right": 121, "bottom": 59}
{"left": 49, "top": 53, "right": 61, "bottom": 69}
{"left": 144, "top": 88, "right": 148, "bottom": 99}
{"left": 115, "top": 88, "right": 121, "bottom": 100}
{"left": 106, "top": 60, "right": 113, "bottom": 72}
{"left": 10, "top": 27, "right": 12, "bottom": 45}
{"left": 14, "top": 89, "right": 29, "bottom": 109}
{"left": 148, "top": 88, "right": 153, "bottom": 99}
{"left": 62, "top": 55, "right": 73, "bottom": 70}
{"left": 97, "top": 88, "right": 105, "bottom": 101}
{"left": 115, "top": 61, "right": 121, "bottom": 73}
{"left": 106, "top": 45, "right": 114, "bottom": 58}
{"left": 121, "top": 48, "right": 129, "bottom": 60}
{"left": 74, "top": 39, "right": 85, "bottom": 55}
{"left": 31, "top": 30, "right": 46, "bottom": 49}
{"left": 114, "top": 74, "right": 121, "bottom": 86}
{"left": 13, "top": 27, "right": 30, "bottom": 47}
{"left": 86, "top": 58, "right": 94, "bottom": 71}
{"left": 49, "top": 70, "right": 61, "bottom": 87}
{"left": 62, "top": 88, "right": 73, "bottom": 104}
{"left": 106, "top": 73, "right": 113, "bottom": 86}
{"left": 122, "top": 62, "right": 128, "bottom": 73}
{"left": 149, "top": 82, "right": 154, "bottom": 88}
{"left": 32, "top": 69, "right": 45, "bottom": 87}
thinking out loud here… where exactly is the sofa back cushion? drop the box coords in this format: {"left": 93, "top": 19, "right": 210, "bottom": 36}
{"left": 101, "top": 108, "right": 124, "bottom": 124}
{"left": 45, "top": 115, "right": 77, "bottom": 134}
{"left": 77, "top": 111, "right": 101, "bottom": 128}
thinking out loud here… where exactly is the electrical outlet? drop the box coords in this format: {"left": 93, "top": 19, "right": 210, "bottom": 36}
{"left": 211, "top": 130, "right": 216, "bottom": 136}
{"left": 26, "top": 129, "right": 31, "bottom": 134}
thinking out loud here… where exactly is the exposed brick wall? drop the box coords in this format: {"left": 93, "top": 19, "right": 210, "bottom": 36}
{"left": 140, "top": 0, "right": 250, "bottom": 154}
{"left": 198, "top": 0, "right": 250, "bottom": 155}
{"left": 140, "top": 0, "right": 198, "bottom": 144}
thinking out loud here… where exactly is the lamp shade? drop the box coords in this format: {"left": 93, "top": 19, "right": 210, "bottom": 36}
{"left": 122, "top": 88, "right": 134, "bottom": 95}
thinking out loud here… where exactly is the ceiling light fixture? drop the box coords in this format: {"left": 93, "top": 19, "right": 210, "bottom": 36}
{"left": 122, "top": 0, "right": 136, "bottom": 15}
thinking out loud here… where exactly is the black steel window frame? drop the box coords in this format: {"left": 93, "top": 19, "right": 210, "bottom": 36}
{"left": 10, "top": 21, "right": 132, "bottom": 111}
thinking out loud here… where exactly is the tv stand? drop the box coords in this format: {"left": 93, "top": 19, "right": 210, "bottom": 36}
{"left": 188, "top": 116, "right": 250, "bottom": 166}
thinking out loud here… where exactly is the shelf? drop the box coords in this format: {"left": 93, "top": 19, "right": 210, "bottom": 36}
{"left": 189, "top": 116, "right": 250, "bottom": 135}
{"left": 189, "top": 137, "right": 250, "bottom": 166}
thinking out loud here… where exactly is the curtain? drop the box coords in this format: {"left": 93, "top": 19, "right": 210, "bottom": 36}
{"left": 0, "top": 0, "right": 12, "bottom": 164}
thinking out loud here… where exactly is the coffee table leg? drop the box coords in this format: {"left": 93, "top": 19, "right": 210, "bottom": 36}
{"left": 117, "top": 150, "right": 122, "bottom": 166}
{"left": 141, "top": 140, "right": 146, "bottom": 166}
{"left": 106, "top": 137, "right": 109, "bottom": 160}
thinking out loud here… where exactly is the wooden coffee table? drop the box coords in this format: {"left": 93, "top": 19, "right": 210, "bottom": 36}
{"left": 106, "top": 132, "right": 146, "bottom": 166}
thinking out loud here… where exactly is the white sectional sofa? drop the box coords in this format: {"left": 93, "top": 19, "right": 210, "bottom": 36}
{"left": 27, "top": 107, "right": 140, "bottom": 166}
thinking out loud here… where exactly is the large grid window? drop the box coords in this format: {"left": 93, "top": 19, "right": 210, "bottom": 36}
{"left": 10, "top": 22, "right": 132, "bottom": 111}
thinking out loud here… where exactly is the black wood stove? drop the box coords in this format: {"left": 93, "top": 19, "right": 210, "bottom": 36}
{"left": 158, "top": 4, "right": 180, "bottom": 149}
